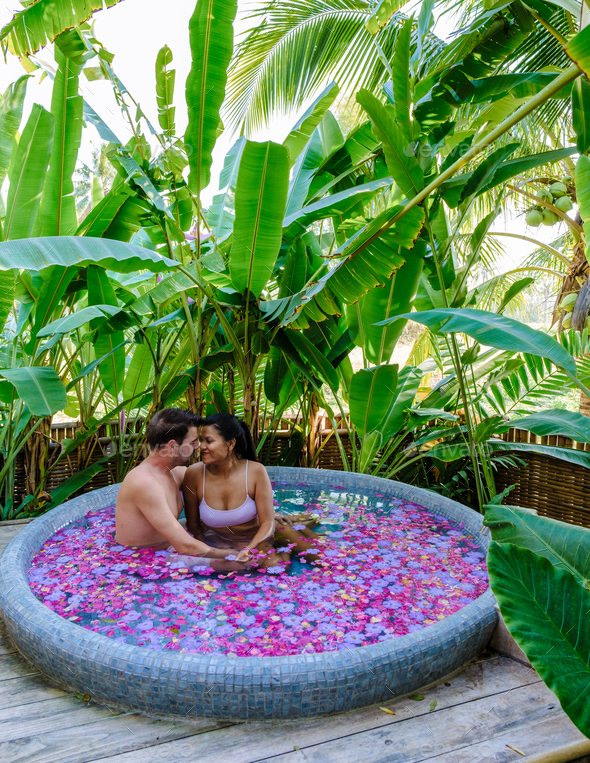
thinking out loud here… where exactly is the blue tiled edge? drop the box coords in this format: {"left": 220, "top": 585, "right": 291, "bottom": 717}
{"left": 0, "top": 468, "right": 497, "bottom": 720}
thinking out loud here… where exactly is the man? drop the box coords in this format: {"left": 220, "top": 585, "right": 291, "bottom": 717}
{"left": 115, "top": 407, "right": 240, "bottom": 570}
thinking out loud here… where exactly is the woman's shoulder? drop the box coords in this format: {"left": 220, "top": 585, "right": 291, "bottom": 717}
{"left": 184, "top": 461, "right": 204, "bottom": 484}
{"left": 249, "top": 461, "right": 270, "bottom": 481}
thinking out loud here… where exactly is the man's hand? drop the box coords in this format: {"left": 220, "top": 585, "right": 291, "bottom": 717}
{"left": 274, "top": 513, "right": 295, "bottom": 528}
{"left": 235, "top": 547, "right": 253, "bottom": 563}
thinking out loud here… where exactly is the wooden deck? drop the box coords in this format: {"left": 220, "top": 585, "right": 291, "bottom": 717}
{"left": 1, "top": 523, "right": 588, "bottom": 763}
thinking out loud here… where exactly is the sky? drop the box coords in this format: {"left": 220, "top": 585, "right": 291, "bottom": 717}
{"left": 0, "top": 0, "right": 576, "bottom": 287}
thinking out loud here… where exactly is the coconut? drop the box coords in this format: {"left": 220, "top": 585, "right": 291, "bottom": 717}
{"left": 525, "top": 209, "right": 544, "bottom": 227}
{"left": 542, "top": 209, "right": 560, "bottom": 226}
{"left": 536, "top": 188, "right": 554, "bottom": 204}
{"left": 554, "top": 195, "right": 573, "bottom": 213}
{"left": 560, "top": 293, "right": 577, "bottom": 312}
{"left": 549, "top": 181, "right": 567, "bottom": 198}
{"left": 563, "top": 315, "right": 572, "bottom": 329}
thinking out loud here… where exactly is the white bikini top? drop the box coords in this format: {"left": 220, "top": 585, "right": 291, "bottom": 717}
{"left": 199, "top": 461, "right": 258, "bottom": 528}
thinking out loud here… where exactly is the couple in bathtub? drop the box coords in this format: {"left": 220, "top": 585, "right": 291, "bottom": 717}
{"left": 115, "top": 408, "right": 318, "bottom": 572}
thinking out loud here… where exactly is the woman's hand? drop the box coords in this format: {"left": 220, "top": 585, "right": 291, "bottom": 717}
{"left": 236, "top": 547, "right": 253, "bottom": 563}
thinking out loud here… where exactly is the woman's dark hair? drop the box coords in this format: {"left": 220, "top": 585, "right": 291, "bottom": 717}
{"left": 203, "top": 413, "right": 257, "bottom": 461}
{"left": 146, "top": 408, "right": 202, "bottom": 451}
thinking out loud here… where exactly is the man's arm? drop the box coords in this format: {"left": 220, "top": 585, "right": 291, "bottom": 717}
{"left": 182, "top": 464, "right": 202, "bottom": 539}
{"left": 136, "top": 478, "right": 231, "bottom": 558}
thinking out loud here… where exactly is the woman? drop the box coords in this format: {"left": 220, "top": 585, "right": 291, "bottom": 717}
{"left": 182, "top": 413, "right": 319, "bottom": 569}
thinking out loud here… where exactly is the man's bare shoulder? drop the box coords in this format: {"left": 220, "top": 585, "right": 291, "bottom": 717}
{"left": 120, "top": 464, "right": 163, "bottom": 494}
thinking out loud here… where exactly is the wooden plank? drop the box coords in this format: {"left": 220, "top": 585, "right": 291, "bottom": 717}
{"left": 94, "top": 656, "right": 543, "bottom": 763}
{"left": 251, "top": 682, "right": 568, "bottom": 763}
{"left": 0, "top": 525, "right": 25, "bottom": 556}
{"left": 0, "top": 652, "right": 39, "bottom": 682}
{"left": 0, "top": 674, "right": 68, "bottom": 710}
{"left": 0, "top": 712, "right": 231, "bottom": 763}
{"left": 0, "top": 695, "right": 126, "bottom": 743}
{"left": 424, "top": 713, "right": 587, "bottom": 763}
{"left": 0, "top": 620, "right": 18, "bottom": 656}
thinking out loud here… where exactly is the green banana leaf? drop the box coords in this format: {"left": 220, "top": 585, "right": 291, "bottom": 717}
{"left": 4, "top": 104, "right": 53, "bottom": 240}
{"left": 185, "top": 0, "right": 237, "bottom": 193}
{"left": 38, "top": 305, "right": 124, "bottom": 337}
{"left": 155, "top": 45, "right": 175, "bottom": 139}
{"left": 577, "top": 155, "right": 590, "bottom": 225}
{"left": 0, "top": 75, "right": 29, "bottom": 190}
{"left": 394, "top": 309, "right": 577, "bottom": 376}
{"left": 510, "top": 409, "right": 590, "bottom": 444}
{"left": 38, "top": 46, "right": 83, "bottom": 237}
{"left": 0, "top": 0, "right": 126, "bottom": 57}
{"left": 28, "top": 266, "right": 75, "bottom": 350}
{"left": 349, "top": 364, "right": 398, "bottom": 437}
{"left": 0, "top": 366, "right": 67, "bottom": 417}
{"left": 66, "top": 340, "right": 128, "bottom": 390}
{"left": 285, "top": 112, "right": 343, "bottom": 217}
{"left": 264, "top": 346, "right": 291, "bottom": 405}
{"left": 207, "top": 136, "right": 246, "bottom": 240}
{"left": 391, "top": 17, "right": 413, "bottom": 144}
{"left": 356, "top": 89, "right": 423, "bottom": 199}
{"left": 350, "top": 242, "right": 426, "bottom": 364}
{"left": 286, "top": 330, "right": 339, "bottom": 391}
{"left": 484, "top": 504, "right": 590, "bottom": 588}
{"left": 76, "top": 183, "right": 145, "bottom": 240}
{"left": 48, "top": 455, "right": 112, "bottom": 507}
{"left": 230, "top": 140, "right": 289, "bottom": 297}
{"left": 429, "top": 439, "right": 590, "bottom": 471}
{"left": 87, "top": 265, "right": 125, "bottom": 399}
{"left": 488, "top": 542, "right": 590, "bottom": 737}
{"left": 0, "top": 236, "right": 177, "bottom": 273}
{"left": 122, "top": 342, "right": 154, "bottom": 403}
{"left": 283, "top": 82, "right": 339, "bottom": 167}
{"left": 565, "top": 23, "right": 590, "bottom": 78}
{"left": 0, "top": 271, "right": 15, "bottom": 333}
{"left": 380, "top": 365, "right": 423, "bottom": 439}
{"left": 283, "top": 177, "right": 392, "bottom": 233}
{"left": 573, "top": 77, "right": 590, "bottom": 154}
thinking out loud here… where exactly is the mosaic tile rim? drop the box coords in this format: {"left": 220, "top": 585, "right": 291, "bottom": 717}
{"left": 0, "top": 468, "right": 497, "bottom": 720}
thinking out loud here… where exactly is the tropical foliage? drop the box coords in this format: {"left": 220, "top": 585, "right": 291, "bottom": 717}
{"left": 0, "top": 0, "right": 589, "bottom": 524}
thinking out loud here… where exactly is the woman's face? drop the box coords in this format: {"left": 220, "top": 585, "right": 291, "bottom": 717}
{"left": 199, "top": 425, "right": 235, "bottom": 463}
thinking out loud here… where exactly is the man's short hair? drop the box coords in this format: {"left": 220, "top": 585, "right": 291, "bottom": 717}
{"left": 146, "top": 408, "right": 202, "bottom": 451}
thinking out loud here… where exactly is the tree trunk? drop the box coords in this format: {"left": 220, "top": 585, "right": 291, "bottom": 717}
{"left": 23, "top": 417, "right": 52, "bottom": 496}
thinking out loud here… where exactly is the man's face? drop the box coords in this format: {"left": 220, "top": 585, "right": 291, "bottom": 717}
{"left": 172, "top": 426, "right": 200, "bottom": 466}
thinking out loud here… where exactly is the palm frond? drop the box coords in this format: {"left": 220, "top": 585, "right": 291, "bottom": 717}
{"left": 225, "top": 0, "right": 402, "bottom": 134}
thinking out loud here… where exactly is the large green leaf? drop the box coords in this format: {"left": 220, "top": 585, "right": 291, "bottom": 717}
{"left": 283, "top": 82, "right": 339, "bottom": 167}
{"left": 155, "top": 45, "right": 175, "bottom": 139}
{"left": 286, "top": 330, "right": 339, "bottom": 391}
{"left": 0, "top": 75, "right": 29, "bottom": 190}
{"left": 38, "top": 45, "right": 83, "bottom": 237}
{"left": 577, "top": 155, "right": 590, "bottom": 227}
{"left": 283, "top": 177, "right": 391, "bottom": 233}
{"left": 0, "top": 366, "right": 67, "bottom": 416}
{"left": 207, "top": 136, "right": 246, "bottom": 240}
{"left": 87, "top": 265, "right": 125, "bottom": 398}
{"left": 395, "top": 309, "right": 577, "bottom": 376}
{"left": 391, "top": 17, "right": 412, "bottom": 144}
{"left": 356, "top": 89, "right": 423, "bottom": 199}
{"left": 76, "top": 183, "right": 146, "bottom": 240}
{"left": 28, "top": 266, "right": 74, "bottom": 351}
{"left": 0, "top": 0, "right": 126, "bottom": 57}
{"left": 488, "top": 543, "right": 590, "bottom": 737}
{"left": 565, "top": 23, "right": 590, "bottom": 78}
{"left": 37, "top": 305, "right": 124, "bottom": 337}
{"left": 350, "top": 364, "right": 398, "bottom": 437}
{"left": 0, "top": 270, "right": 14, "bottom": 332}
{"left": 122, "top": 341, "right": 153, "bottom": 403}
{"left": 4, "top": 104, "right": 53, "bottom": 240}
{"left": 351, "top": 242, "right": 426, "bottom": 364}
{"left": 484, "top": 504, "right": 590, "bottom": 589}
{"left": 572, "top": 77, "right": 590, "bottom": 155}
{"left": 48, "top": 456, "right": 111, "bottom": 507}
{"left": 510, "top": 409, "right": 590, "bottom": 444}
{"left": 230, "top": 140, "right": 290, "bottom": 296}
{"left": 0, "top": 236, "right": 177, "bottom": 273}
{"left": 285, "top": 112, "right": 344, "bottom": 217}
{"left": 279, "top": 205, "right": 424, "bottom": 324}
{"left": 185, "top": 0, "right": 237, "bottom": 194}
{"left": 380, "top": 365, "right": 423, "bottom": 439}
